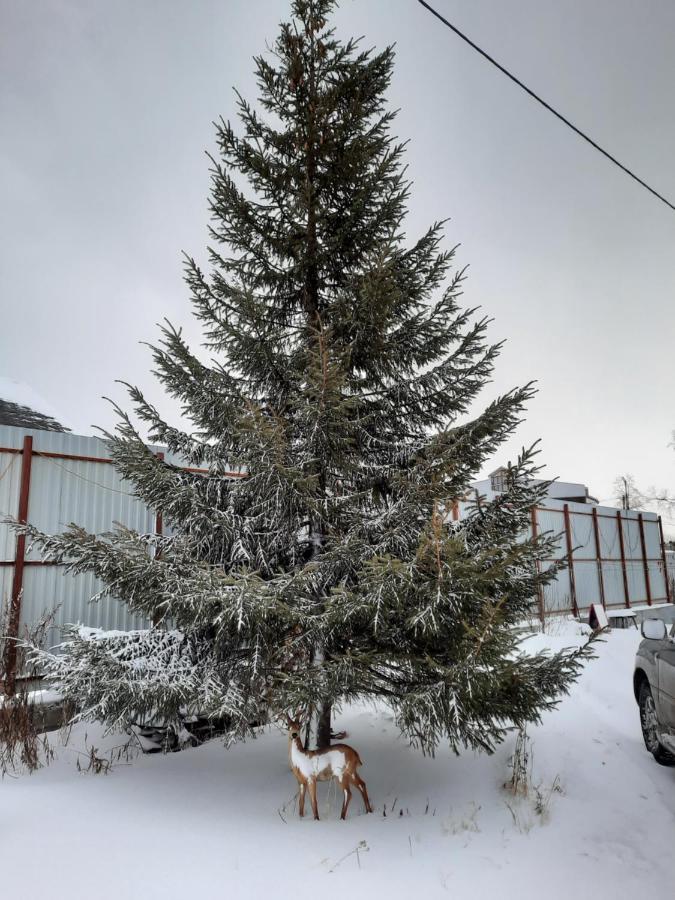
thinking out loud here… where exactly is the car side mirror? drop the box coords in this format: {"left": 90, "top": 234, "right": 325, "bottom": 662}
{"left": 641, "top": 618, "right": 667, "bottom": 641}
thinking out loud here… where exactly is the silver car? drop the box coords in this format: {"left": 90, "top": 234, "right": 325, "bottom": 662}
{"left": 634, "top": 618, "right": 675, "bottom": 766}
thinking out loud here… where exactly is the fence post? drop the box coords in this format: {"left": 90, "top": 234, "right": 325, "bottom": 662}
{"left": 563, "top": 504, "right": 578, "bottom": 617}
{"left": 637, "top": 513, "right": 652, "bottom": 606}
{"left": 658, "top": 516, "right": 672, "bottom": 604}
{"left": 591, "top": 507, "right": 606, "bottom": 610}
{"left": 2, "top": 435, "right": 34, "bottom": 696}
{"left": 154, "top": 452, "right": 164, "bottom": 551}
{"left": 530, "top": 506, "right": 545, "bottom": 623}
{"left": 616, "top": 510, "right": 631, "bottom": 609}
{"left": 150, "top": 452, "right": 165, "bottom": 628}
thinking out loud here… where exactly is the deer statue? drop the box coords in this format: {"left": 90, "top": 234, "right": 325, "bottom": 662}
{"left": 285, "top": 714, "right": 374, "bottom": 820}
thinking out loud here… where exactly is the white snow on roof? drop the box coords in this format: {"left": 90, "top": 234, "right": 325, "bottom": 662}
{"left": 0, "top": 375, "right": 71, "bottom": 429}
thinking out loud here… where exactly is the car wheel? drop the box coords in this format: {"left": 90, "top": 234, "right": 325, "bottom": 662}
{"left": 639, "top": 682, "right": 675, "bottom": 767}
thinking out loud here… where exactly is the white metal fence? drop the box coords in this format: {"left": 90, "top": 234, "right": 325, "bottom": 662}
{"left": 0, "top": 424, "right": 200, "bottom": 681}
{"left": 456, "top": 492, "right": 671, "bottom": 616}
{"left": 531, "top": 499, "right": 670, "bottom": 615}
{"left": 1, "top": 423, "right": 672, "bottom": 685}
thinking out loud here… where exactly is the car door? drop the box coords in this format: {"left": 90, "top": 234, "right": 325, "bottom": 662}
{"left": 656, "top": 627, "right": 675, "bottom": 731}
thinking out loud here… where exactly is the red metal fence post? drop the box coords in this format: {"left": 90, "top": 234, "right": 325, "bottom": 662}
{"left": 591, "top": 507, "right": 606, "bottom": 610}
{"left": 2, "top": 435, "right": 34, "bottom": 696}
{"left": 154, "top": 452, "right": 164, "bottom": 548}
{"left": 530, "top": 506, "right": 545, "bottom": 624}
{"left": 658, "top": 516, "right": 672, "bottom": 604}
{"left": 151, "top": 452, "right": 165, "bottom": 627}
{"left": 616, "top": 510, "right": 631, "bottom": 609}
{"left": 637, "top": 513, "right": 652, "bottom": 606}
{"left": 563, "top": 503, "right": 578, "bottom": 617}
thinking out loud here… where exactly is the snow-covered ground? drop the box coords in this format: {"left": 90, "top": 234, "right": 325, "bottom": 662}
{"left": 3, "top": 622, "right": 673, "bottom": 899}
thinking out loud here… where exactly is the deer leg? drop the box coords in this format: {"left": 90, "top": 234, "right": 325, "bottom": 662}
{"left": 298, "top": 782, "right": 306, "bottom": 818}
{"left": 340, "top": 777, "right": 352, "bottom": 820}
{"left": 354, "top": 774, "right": 373, "bottom": 814}
{"left": 308, "top": 778, "right": 319, "bottom": 821}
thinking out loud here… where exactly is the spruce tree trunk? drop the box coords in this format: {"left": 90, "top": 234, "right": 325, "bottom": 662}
{"left": 305, "top": 644, "right": 332, "bottom": 749}
{"left": 304, "top": 700, "right": 331, "bottom": 750}
{"left": 303, "top": 16, "right": 332, "bottom": 753}
{"left": 317, "top": 701, "right": 332, "bottom": 749}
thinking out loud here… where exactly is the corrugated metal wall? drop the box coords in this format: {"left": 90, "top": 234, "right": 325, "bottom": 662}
{"left": 0, "top": 442, "right": 21, "bottom": 561}
{"left": 667, "top": 552, "right": 675, "bottom": 596}
{"left": 0, "top": 424, "right": 159, "bottom": 650}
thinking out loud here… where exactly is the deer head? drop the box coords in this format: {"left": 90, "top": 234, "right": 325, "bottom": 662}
{"left": 284, "top": 712, "right": 303, "bottom": 740}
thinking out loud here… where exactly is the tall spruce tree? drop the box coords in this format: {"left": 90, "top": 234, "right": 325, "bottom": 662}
{"left": 24, "top": 0, "right": 591, "bottom": 755}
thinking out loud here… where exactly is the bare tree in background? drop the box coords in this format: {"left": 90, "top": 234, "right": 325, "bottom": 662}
{"left": 613, "top": 430, "right": 674, "bottom": 516}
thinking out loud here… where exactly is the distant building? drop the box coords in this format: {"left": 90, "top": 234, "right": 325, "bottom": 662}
{"left": 471, "top": 466, "right": 598, "bottom": 505}
{"left": 0, "top": 398, "right": 68, "bottom": 433}
{"left": 0, "top": 377, "right": 69, "bottom": 433}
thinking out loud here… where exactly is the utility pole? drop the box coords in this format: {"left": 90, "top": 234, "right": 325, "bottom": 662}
{"left": 621, "top": 476, "right": 630, "bottom": 510}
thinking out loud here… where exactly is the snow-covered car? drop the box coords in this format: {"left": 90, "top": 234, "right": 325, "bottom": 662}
{"left": 634, "top": 618, "right": 675, "bottom": 766}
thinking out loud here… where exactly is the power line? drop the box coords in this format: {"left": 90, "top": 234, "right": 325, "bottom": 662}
{"left": 416, "top": 0, "right": 675, "bottom": 213}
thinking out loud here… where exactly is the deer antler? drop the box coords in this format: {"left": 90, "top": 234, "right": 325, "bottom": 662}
{"left": 283, "top": 710, "right": 304, "bottom": 726}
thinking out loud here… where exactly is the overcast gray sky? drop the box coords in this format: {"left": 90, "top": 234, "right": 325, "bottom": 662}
{"left": 1, "top": 0, "right": 674, "bottom": 527}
